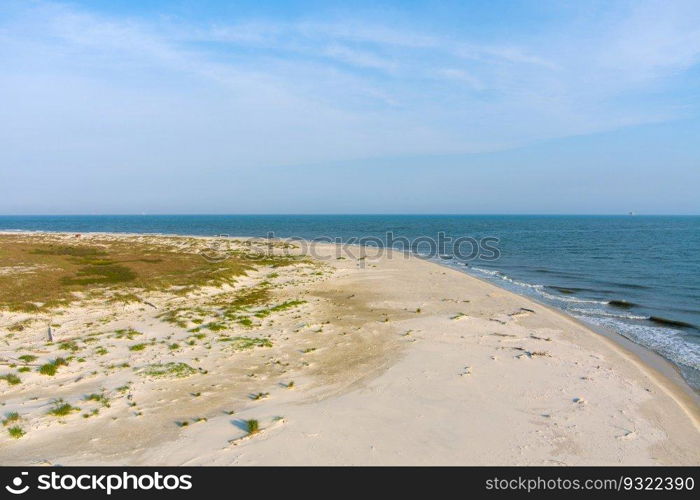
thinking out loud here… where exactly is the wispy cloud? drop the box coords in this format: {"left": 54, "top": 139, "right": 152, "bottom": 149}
{"left": 1, "top": 0, "right": 699, "bottom": 172}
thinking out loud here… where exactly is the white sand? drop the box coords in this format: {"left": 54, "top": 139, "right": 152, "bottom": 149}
{"left": 1, "top": 234, "right": 698, "bottom": 465}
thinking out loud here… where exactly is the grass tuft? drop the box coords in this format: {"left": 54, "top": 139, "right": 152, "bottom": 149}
{"left": 8, "top": 426, "right": 25, "bottom": 439}
{"left": 2, "top": 412, "right": 20, "bottom": 426}
{"left": 139, "top": 362, "right": 197, "bottom": 379}
{"left": 38, "top": 357, "right": 68, "bottom": 376}
{"left": 83, "top": 392, "right": 110, "bottom": 407}
{"left": 245, "top": 419, "right": 259, "bottom": 434}
{"left": 0, "top": 373, "right": 21, "bottom": 385}
{"left": 114, "top": 328, "right": 142, "bottom": 340}
{"left": 59, "top": 340, "right": 80, "bottom": 352}
{"left": 219, "top": 336, "right": 272, "bottom": 351}
{"left": 48, "top": 398, "right": 80, "bottom": 417}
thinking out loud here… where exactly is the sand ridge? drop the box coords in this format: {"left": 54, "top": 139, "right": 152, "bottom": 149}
{"left": 0, "top": 233, "right": 698, "bottom": 465}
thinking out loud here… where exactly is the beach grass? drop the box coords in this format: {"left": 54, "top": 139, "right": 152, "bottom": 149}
{"left": 38, "top": 357, "right": 68, "bottom": 376}
{"left": 8, "top": 426, "right": 25, "bottom": 439}
{"left": 0, "top": 373, "right": 22, "bottom": 385}
{"left": 2, "top": 412, "right": 20, "bottom": 426}
{"left": 219, "top": 336, "right": 272, "bottom": 350}
{"left": 139, "top": 362, "right": 197, "bottom": 379}
{"left": 48, "top": 399, "right": 80, "bottom": 417}
{"left": 0, "top": 235, "right": 263, "bottom": 312}
{"left": 245, "top": 419, "right": 259, "bottom": 434}
{"left": 83, "top": 392, "right": 110, "bottom": 407}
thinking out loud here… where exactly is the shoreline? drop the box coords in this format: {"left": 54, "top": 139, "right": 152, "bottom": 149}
{"left": 0, "top": 231, "right": 698, "bottom": 464}
{"left": 4, "top": 229, "right": 694, "bottom": 405}
{"left": 424, "top": 253, "right": 700, "bottom": 429}
{"left": 475, "top": 274, "right": 700, "bottom": 419}
{"left": 451, "top": 260, "right": 700, "bottom": 410}
{"left": 2, "top": 229, "right": 697, "bottom": 410}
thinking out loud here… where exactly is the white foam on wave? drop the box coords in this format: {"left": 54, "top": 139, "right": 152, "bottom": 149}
{"left": 454, "top": 261, "right": 699, "bottom": 383}
{"left": 472, "top": 267, "right": 542, "bottom": 289}
{"left": 537, "top": 290, "right": 607, "bottom": 305}
{"left": 471, "top": 267, "right": 606, "bottom": 304}
{"left": 573, "top": 314, "right": 700, "bottom": 370}
{"left": 470, "top": 267, "right": 501, "bottom": 277}
{"left": 569, "top": 307, "right": 648, "bottom": 320}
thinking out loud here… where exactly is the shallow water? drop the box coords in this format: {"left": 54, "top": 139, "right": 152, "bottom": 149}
{"left": 1, "top": 214, "right": 698, "bottom": 389}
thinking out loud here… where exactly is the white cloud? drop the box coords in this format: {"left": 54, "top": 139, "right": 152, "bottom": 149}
{"left": 0, "top": 0, "right": 698, "bottom": 174}
{"left": 437, "top": 68, "right": 485, "bottom": 91}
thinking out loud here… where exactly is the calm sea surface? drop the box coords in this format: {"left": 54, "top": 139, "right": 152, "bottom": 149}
{"left": 1, "top": 215, "right": 698, "bottom": 389}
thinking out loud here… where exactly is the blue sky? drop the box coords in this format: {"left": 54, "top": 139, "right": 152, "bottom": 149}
{"left": 1, "top": 0, "right": 699, "bottom": 214}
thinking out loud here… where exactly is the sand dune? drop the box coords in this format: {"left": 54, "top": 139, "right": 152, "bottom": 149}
{"left": 0, "top": 233, "right": 698, "bottom": 465}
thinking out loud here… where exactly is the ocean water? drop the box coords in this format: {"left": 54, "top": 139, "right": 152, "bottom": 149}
{"left": 1, "top": 214, "right": 698, "bottom": 390}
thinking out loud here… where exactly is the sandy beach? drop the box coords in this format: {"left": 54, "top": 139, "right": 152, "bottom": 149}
{"left": 0, "top": 232, "right": 698, "bottom": 466}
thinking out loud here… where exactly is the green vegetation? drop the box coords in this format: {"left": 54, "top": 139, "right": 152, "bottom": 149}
{"left": 83, "top": 392, "right": 110, "bottom": 407}
{"left": 220, "top": 284, "right": 271, "bottom": 315}
{"left": 0, "top": 373, "right": 21, "bottom": 385}
{"left": 219, "top": 336, "right": 272, "bottom": 351}
{"left": 254, "top": 300, "right": 306, "bottom": 318}
{"left": 204, "top": 322, "right": 227, "bottom": 332}
{"left": 31, "top": 245, "right": 107, "bottom": 258}
{"left": 38, "top": 357, "right": 68, "bottom": 376}
{"left": 236, "top": 317, "right": 253, "bottom": 327}
{"left": 129, "top": 343, "right": 148, "bottom": 352}
{"left": 8, "top": 426, "right": 25, "bottom": 439}
{"left": 18, "top": 354, "right": 37, "bottom": 363}
{"left": 157, "top": 309, "right": 189, "bottom": 328}
{"left": 48, "top": 399, "right": 80, "bottom": 417}
{"left": 8, "top": 319, "right": 33, "bottom": 332}
{"left": 2, "top": 412, "right": 20, "bottom": 426}
{"left": 0, "top": 235, "right": 265, "bottom": 312}
{"left": 245, "top": 419, "right": 259, "bottom": 434}
{"left": 114, "top": 328, "right": 142, "bottom": 339}
{"left": 59, "top": 340, "right": 80, "bottom": 352}
{"left": 139, "top": 362, "right": 197, "bottom": 379}
{"left": 108, "top": 293, "right": 142, "bottom": 304}
{"left": 17, "top": 367, "right": 30, "bottom": 373}
{"left": 156, "top": 278, "right": 308, "bottom": 333}
{"left": 61, "top": 264, "right": 137, "bottom": 286}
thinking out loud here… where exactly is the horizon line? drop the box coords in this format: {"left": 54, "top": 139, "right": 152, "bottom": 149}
{"left": 0, "top": 213, "right": 698, "bottom": 217}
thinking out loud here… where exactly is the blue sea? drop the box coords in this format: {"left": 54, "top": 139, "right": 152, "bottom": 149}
{"left": 1, "top": 214, "right": 698, "bottom": 390}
